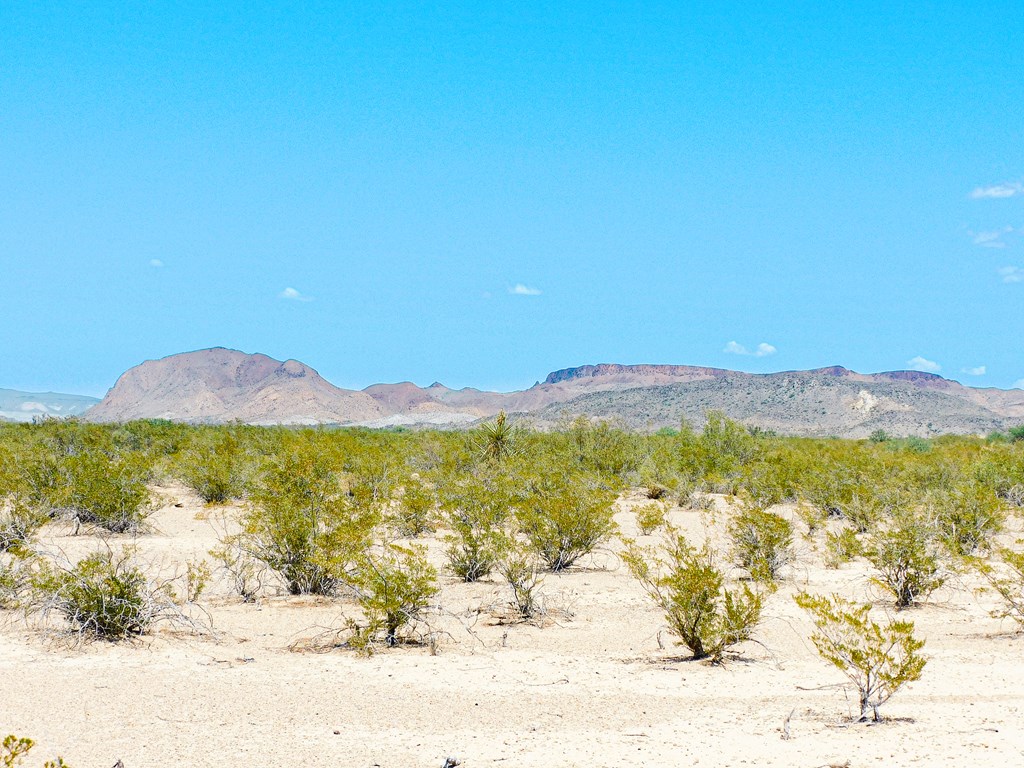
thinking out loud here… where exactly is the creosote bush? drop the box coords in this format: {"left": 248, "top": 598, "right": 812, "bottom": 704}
{"left": 178, "top": 430, "right": 250, "bottom": 504}
{"left": 391, "top": 475, "right": 437, "bottom": 537}
{"left": 347, "top": 542, "right": 438, "bottom": 651}
{"left": 499, "top": 544, "right": 545, "bottom": 620}
{"left": 2, "top": 735, "right": 69, "bottom": 768}
{"left": 930, "top": 483, "right": 1004, "bottom": 557}
{"left": 517, "top": 473, "right": 618, "bottom": 571}
{"left": 439, "top": 473, "right": 512, "bottom": 582}
{"left": 728, "top": 503, "right": 793, "bottom": 582}
{"left": 795, "top": 592, "right": 927, "bottom": 721}
{"left": 635, "top": 502, "right": 668, "bottom": 536}
{"left": 977, "top": 547, "right": 1024, "bottom": 629}
{"left": 232, "top": 448, "right": 378, "bottom": 596}
{"left": 623, "top": 528, "right": 764, "bottom": 662}
{"left": 824, "top": 527, "right": 862, "bottom": 569}
{"left": 866, "top": 514, "right": 946, "bottom": 608}
{"left": 29, "top": 547, "right": 198, "bottom": 640}
{"left": 56, "top": 449, "right": 154, "bottom": 533}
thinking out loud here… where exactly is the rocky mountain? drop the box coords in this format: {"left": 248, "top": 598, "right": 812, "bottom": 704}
{"left": 527, "top": 367, "right": 1024, "bottom": 437}
{"left": 79, "top": 350, "right": 1024, "bottom": 436}
{"left": 0, "top": 388, "right": 100, "bottom": 423}
{"left": 85, "top": 348, "right": 386, "bottom": 425}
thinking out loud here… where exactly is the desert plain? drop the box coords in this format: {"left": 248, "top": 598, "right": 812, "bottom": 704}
{"left": 3, "top": 482, "right": 1023, "bottom": 768}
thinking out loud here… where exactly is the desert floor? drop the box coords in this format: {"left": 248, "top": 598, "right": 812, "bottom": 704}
{"left": 3, "top": 485, "right": 1024, "bottom": 767}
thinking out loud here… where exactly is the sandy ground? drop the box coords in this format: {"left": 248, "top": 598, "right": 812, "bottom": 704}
{"left": 3, "top": 485, "right": 1024, "bottom": 767}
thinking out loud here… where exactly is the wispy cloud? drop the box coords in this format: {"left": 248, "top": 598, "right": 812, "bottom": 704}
{"left": 998, "top": 266, "right": 1024, "bottom": 284}
{"left": 970, "top": 182, "right": 1023, "bottom": 199}
{"left": 279, "top": 287, "right": 313, "bottom": 302}
{"left": 724, "top": 341, "right": 777, "bottom": 357}
{"left": 961, "top": 366, "right": 986, "bottom": 376}
{"left": 907, "top": 355, "right": 941, "bottom": 373}
{"left": 971, "top": 226, "right": 1014, "bottom": 248}
{"left": 509, "top": 284, "right": 542, "bottom": 296}
{"left": 149, "top": 259, "right": 164, "bottom": 268}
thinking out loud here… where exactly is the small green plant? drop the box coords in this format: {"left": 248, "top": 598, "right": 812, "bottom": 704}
{"left": 391, "top": 475, "right": 437, "bottom": 537}
{"left": 796, "top": 501, "right": 828, "bottom": 538}
{"left": 824, "top": 527, "right": 862, "bottom": 569}
{"left": 2, "top": 734, "right": 70, "bottom": 768}
{"left": 178, "top": 431, "right": 249, "bottom": 504}
{"left": 347, "top": 543, "right": 439, "bottom": 651}
{"left": 499, "top": 544, "right": 545, "bottom": 620}
{"left": 623, "top": 528, "right": 764, "bottom": 662}
{"left": 28, "top": 548, "right": 196, "bottom": 640}
{"left": 795, "top": 592, "right": 927, "bottom": 721}
{"left": 728, "top": 504, "right": 793, "bottom": 582}
{"left": 977, "top": 546, "right": 1024, "bottom": 629}
{"left": 478, "top": 411, "right": 519, "bottom": 464}
{"left": 63, "top": 450, "right": 153, "bottom": 533}
{"left": 518, "top": 474, "right": 618, "bottom": 571}
{"left": 237, "top": 449, "right": 378, "bottom": 595}
{"left": 931, "top": 483, "right": 1004, "bottom": 557}
{"left": 440, "top": 474, "right": 512, "bottom": 582}
{"left": 635, "top": 502, "right": 668, "bottom": 536}
{"left": 865, "top": 515, "right": 946, "bottom": 608}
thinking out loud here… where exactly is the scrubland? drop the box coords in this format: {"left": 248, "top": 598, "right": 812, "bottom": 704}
{"left": 3, "top": 416, "right": 1024, "bottom": 767}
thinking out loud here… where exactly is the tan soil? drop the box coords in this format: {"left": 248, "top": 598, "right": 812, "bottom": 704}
{"left": 2, "top": 486, "right": 1022, "bottom": 767}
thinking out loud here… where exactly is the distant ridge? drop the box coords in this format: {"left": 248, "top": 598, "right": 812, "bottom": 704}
{"left": 0, "top": 388, "right": 99, "bottom": 423}
{"left": 76, "top": 349, "right": 1024, "bottom": 436}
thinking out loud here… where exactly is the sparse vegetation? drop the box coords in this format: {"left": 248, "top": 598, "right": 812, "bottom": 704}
{"left": 623, "top": 528, "right": 764, "bottom": 662}
{"left": 346, "top": 542, "right": 439, "bottom": 651}
{"left": 728, "top": 503, "right": 793, "bottom": 582}
{"left": 796, "top": 591, "right": 927, "bottom": 721}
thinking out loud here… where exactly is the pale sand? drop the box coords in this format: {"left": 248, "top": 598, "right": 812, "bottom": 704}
{"left": 2, "top": 486, "right": 1022, "bottom": 767}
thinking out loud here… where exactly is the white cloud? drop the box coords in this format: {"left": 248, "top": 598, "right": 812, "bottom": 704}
{"left": 999, "top": 266, "right": 1024, "bottom": 284}
{"left": 971, "top": 226, "right": 1013, "bottom": 248}
{"left": 724, "top": 341, "right": 777, "bottom": 357}
{"left": 510, "top": 284, "right": 542, "bottom": 296}
{"left": 970, "top": 182, "right": 1023, "bottom": 199}
{"left": 906, "top": 355, "right": 941, "bottom": 373}
{"left": 1014, "top": 379, "right": 1024, "bottom": 390}
{"left": 279, "top": 287, "right": 313, "bottom": 302}
{"left": 962, "top": 366, "right": 986, "bottom": 376}
{"left": 149, "top": 259, "right": 164, "bottom": 268}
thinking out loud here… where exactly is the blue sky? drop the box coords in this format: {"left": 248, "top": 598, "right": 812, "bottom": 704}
{"left": 2, "top": 2, "right": 1022, "bottom": 396}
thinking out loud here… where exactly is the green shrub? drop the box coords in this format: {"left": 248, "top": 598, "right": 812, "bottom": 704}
{"left": 795, "top": 592, "right": 927, "bottom": 721}
{"left": 63, "top": 450, "right": 153, "bottom": 533}
{"left": 178, "top": 430, "right": 249, "bottom": 504}
{"left": 2, "top": 734, "right": 69, "bottom": 768}
{"left": 824, "top": 527, "right": 862, "bottom": 569}
{"left": 977, "top": 547, "right": 1024, "bottom": 628}
{"left": 499, "top": 544, "right": 545, "bottom": 620}
{"left": 865, "top": 514, "right": 946, "bottom": 608}
{"left": 623, "top": 529, "right": 764, "bottom": 662}
{"left": 931, "top": 483, "right": 1004, "bottom": 557}
{"left": 439, "top": 471, "right": 513, "bottom": 582}
{"left": 31, "top": 548, "right": 170, "bottom": 639}
{"left": 636, "top": 503, "right": 668, "bottom": 536}
{"left": 347, "top": 543, "right": 438, "bottom": 651}
{"left": 235, "top": 449, "right": 378, "bottom": 595}
{"left": 390, "top": 475, "right": 437, "bottom": 537}
{"left": 728, "top": 504, "right": 793, "bottom": 582}
{"left": 517, "top": 473, "right": 618, "bottom": 571}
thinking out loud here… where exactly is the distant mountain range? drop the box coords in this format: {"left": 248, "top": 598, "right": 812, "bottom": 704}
{"left": 67, "top": 347, "right": 1024, "bottom": 437}
{"left": 0, "top": 388, "right": 100, "bottom": 423}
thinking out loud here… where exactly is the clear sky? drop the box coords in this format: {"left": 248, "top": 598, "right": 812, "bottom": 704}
{"left": 2, "top": 2, "right": 1022, "bottom": 397}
